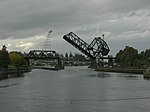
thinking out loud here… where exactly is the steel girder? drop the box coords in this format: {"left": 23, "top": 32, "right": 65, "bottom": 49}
{"left": 63, "top": 32, "right": 110, "bottom": 59}
{"left": 25, "top": 50, "right": 60, "bottom": 60}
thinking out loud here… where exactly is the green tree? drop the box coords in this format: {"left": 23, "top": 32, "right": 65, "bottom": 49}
{"left": 65, "top": 53, "right": 68, "bottom": 59}
{"left": 139, "top": 49, "right": 150, "bottom": 67}
{"left": 9, "top": 52, "right": 28, "bottom": 67}
{"left": 144, "top": 49, "right": 150, "bottom": 59}
{"left": 0, "top": 45, "right": 9, "bottom": 68}
{"left": 74, "top": 53, "right": 87, "bottom": 61}
{"left": 69, "top": 52, "right": 73, "bottom": 60}
{"left": 116, "top": 50, "right": 123, "bottom": 65}
{"left": 133, "top": 59, "right": 143, "bottom": 68}
{"left": 116, "top": 46, "right": 139, "bottom": 67}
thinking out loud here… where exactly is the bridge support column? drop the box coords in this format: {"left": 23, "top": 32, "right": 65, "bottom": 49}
{"left": 89, "top": 59, "right": 97, "bottom": 69}
{"left": 108, "top": 55, "right": 114, "bottom": 67}
{"left": 55, "top": 58, "right": 64, "bottom": 70}
{"left": 108, "top": 58, "right": 113, "bottom": 67}
{"left": 27, "top": 59, "right": 30, "bottom": 67}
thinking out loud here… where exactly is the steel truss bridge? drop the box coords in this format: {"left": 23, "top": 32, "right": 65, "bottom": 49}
{"left": 63, "top": 32, "right": 114, "bottom": 67}
{"left": 23, "top": 50, "right": 63, "bottom": 70}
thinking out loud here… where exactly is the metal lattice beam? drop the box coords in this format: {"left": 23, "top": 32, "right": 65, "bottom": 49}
{"left": 63, "top": 32, "right": 110, "bottom": 59}
{"left": 63, "top": 32, "right": 95, "bottom": 59}
{"left": 89, "top": 37, "right": 110, "bottom": 56}
{"left": 26, "top": 50, "right": 60, "bottom": 60}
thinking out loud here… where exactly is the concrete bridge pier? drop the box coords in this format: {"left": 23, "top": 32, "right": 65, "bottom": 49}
{"left": 55, "top": 58, "right": 64, "bottom": 70}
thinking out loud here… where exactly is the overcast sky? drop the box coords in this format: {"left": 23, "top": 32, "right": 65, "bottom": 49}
{"left": 0, "top": 0, "right": 150, "bottom": 55}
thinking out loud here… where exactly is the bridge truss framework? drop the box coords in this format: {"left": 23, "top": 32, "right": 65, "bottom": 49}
{"left": 23, "top": 50, "right": 64, "bottom": 70}
{"left": 63, "top": 32, "right": 115, "bottom": 67}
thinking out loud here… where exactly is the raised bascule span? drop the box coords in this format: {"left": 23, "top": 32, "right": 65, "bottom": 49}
{"left": 63, "top": 32, "right": 110, "bottom": 59}
{"left": 63, "top": 32, "right": 114, "bottom": 67}
{"left": 63, "top": 32, "right": 95, "bottom": 59}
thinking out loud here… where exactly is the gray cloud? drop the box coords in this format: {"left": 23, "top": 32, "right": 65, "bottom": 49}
{"left": 0, "top": 0, "right": 150, "bottom": 55}
{"left": 109, "top": 0, "right": 150, "bottom": 12}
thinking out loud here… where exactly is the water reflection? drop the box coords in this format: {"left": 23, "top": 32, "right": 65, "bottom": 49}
{"left": 0, "top": 73, "right": 24, "bottom": 81}
{"left": 0, "top": 83, "right": 20, "bottom": 88}
{"left": 144, "top": 77, "right": 150, "bottom": 80}
{"left": 97, "top": 72, "right": 111, "bottom": 78}
{"left": 118, "top": 73, "right": 142, "bottom": 80}
{"left": 89, "top": 72, "right": 111, "bottom": 78}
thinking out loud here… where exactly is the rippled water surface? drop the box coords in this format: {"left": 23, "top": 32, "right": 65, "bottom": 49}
{"left": 0, "top": 66, "right": 150, "bottom": 112}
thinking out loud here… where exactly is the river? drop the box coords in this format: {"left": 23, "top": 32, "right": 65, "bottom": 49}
{"left": 0, "top": 66, "right": 150, "bottom": 112}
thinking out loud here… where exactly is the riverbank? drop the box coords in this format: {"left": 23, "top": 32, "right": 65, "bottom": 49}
{"left": 95, "top": 67, "right": 145, "bottom": 74}
{"left": 0, "top": 67, "right": 31, "bottom": 80}
{"left": 32, "top": 66, "right": 64, "bottom": 71}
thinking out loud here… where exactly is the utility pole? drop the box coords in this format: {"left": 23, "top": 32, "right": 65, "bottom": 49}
{"left": 101, "top": 34, "right": 105, "bottom": 67}
{"left": 102, "top": 34, "right": 104, "bottom": 40}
